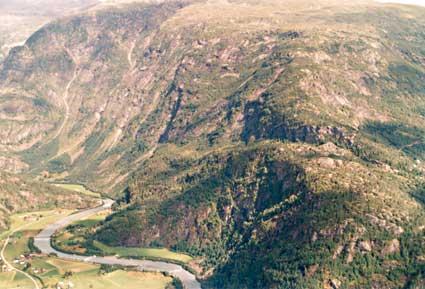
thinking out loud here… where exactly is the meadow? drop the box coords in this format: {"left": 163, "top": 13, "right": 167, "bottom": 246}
{"left": 52, "top": 183, "right": 102, "bottom": 198}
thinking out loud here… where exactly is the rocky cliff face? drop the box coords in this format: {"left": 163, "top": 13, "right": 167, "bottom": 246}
{"left": 0, "top": 1, "right": 424, "bottom": 288}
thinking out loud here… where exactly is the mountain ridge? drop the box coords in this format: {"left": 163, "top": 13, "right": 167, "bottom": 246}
{"left": 0, "top": 1, "right": 424, "bottom": 288}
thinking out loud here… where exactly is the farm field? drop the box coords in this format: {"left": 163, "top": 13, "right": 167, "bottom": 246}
{"left": 0, "top": 209, "right": 73, "bottom": 240}
{"left": 52, "top": 183, "right": 102, "bottom": 198}
{"left": 93, "top": 240, "right": 193, "bottom": 263}
{"left": 0, "top": 210, "right": 173, "bottom": 289}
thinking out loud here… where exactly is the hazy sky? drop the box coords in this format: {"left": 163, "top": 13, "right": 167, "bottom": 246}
{"left": 378, "top": 0, "right": 425, "bottom": 5}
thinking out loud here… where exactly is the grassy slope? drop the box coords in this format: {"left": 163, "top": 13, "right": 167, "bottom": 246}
{"left": 52, "top": 183, "right": 102, "bottom": 198}
{"left": 93, "top": 241, "right": 193, "bottom": 263}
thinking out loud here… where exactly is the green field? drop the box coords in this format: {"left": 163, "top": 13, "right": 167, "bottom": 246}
{"left": 52, "top": 183, "right": 102, "bottom": 198}
{"left": 93, "top": 240, "right": 193, "bottom": 263}
{"left": 70, "top": 270, "right": 172, "bottom": 289}
{"left": 0, "top": 257, "right": 172, "bottom": 289}
{"left": 0, "top": 209, "right": 73, "bottom": 240}
{"left": 0, "top": 271, "right": 35, "bottom": 289}
{"left": 0, "top": 211, "right": 173, "bottom": 289}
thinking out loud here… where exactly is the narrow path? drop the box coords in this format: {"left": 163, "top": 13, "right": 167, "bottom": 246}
{"left": 1, "top": 225, "right": 41, "bottom": 289}
{"left": 50, "top": 67, "right": 77, "bottom": 143}
{"left": 34, "top": 199, "right": 201, "bottom": 289}
{"left": 398, "top": 140, "right": 422, "bottom": 152}
{"left": 48, "top": 49, "right": 79, "bottom": 151}
{"left": 127, "top": 41, "right": 136, "bottom": 70}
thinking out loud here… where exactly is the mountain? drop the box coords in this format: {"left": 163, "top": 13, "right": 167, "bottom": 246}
{"left": 0, "top": 0, "right": 424, "bottom": 288}
{"left": 0, "top": 1, "right": 189, "bottom": 193}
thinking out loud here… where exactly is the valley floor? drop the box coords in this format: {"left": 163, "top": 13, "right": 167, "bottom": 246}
{"left": 0, "top": 206, "right": 174, "bottom": 289}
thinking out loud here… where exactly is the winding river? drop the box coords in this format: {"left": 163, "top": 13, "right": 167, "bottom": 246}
{"left": 34, "top": 199, "right": 201, "bottom": 289}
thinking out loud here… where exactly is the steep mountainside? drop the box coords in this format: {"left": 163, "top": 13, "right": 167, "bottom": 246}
{"left": 0, "top": 0, "right": 424, "bottom": 288}
{"left": 0, "top": 1, "right": 190, "bottom": 193}
{"left": 99, "top": 141, "right": 424, "bottom": 288}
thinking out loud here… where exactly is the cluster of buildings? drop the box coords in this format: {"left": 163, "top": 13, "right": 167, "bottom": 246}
{"left": 56, "top": 280, "right": 75, "bottom": 289}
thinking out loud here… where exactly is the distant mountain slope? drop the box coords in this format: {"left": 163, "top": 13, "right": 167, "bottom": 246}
{"left": 0, "top": 1, "right": 424, "bottom": 288}
{"left": 0, "top": 0, "right": 102, "bottom": 61}
{"left": 0, "top": 0, "right": 166, "bottom": 61}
